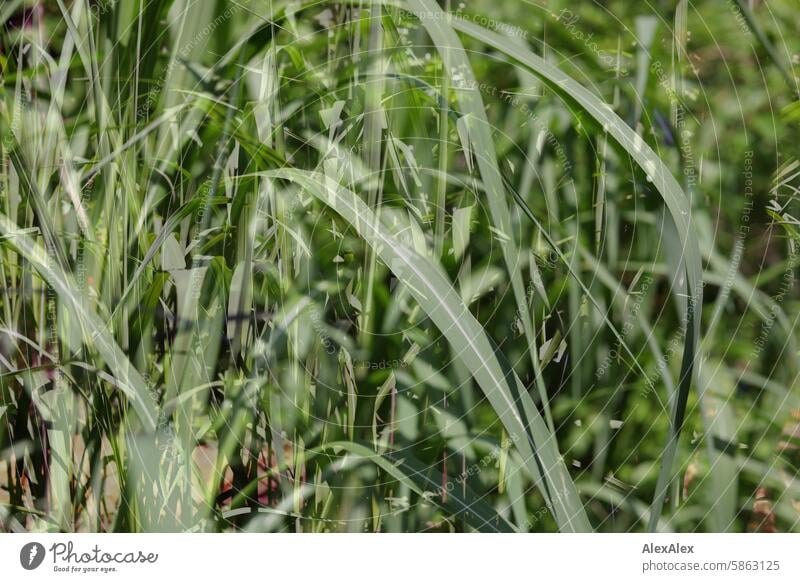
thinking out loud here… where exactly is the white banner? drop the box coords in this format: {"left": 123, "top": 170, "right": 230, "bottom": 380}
{"left": 1, "top": 534, "right": 797, "bottom": 581}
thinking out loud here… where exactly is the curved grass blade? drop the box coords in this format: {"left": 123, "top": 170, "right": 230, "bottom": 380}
{"left": 264, "top": 168, "right": 591, "bottom": 532}
{"left": 406, "top": 0, "right": 555, "bottom": 434}
{"left": 0, "top": 213, "right": 158, "bottom": 431}
{"left": 445, "top": 15, "right": 703, "bottom": 532}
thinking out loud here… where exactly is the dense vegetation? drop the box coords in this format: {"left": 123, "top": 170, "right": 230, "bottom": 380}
{"left": 0, "top": 0, "right": 798, "bottom": 532}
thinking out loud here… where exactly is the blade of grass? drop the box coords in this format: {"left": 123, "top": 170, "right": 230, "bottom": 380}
{"left": 406, "top": 0, "right": 556, "bottom": 434}
{"left": 265, "top": 167, "right": 591, "bottom": 531}
{"left": 0, "top": 213, "right": 158, "bottom": 431}
{"left": 446, "top": 15, "right": 703, "bottom": 533}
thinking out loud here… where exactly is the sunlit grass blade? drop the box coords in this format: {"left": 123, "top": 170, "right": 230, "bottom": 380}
{"left": 446, "top": 16, "right": 703, "bottom": 531}
{"left": 264, "top": 167, "right": 591, "bottom": 532}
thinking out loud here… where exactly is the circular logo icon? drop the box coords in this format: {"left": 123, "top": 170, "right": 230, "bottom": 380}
{"left": 20, "top": 542, "right": 46, "bottom": 570}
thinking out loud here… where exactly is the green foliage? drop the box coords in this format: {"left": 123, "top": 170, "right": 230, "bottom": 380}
{"left": 0, "top": 0, "right": 798, "bottom": 532}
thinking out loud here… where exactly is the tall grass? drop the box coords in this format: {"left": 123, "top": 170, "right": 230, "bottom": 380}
{"left": 0, "top": 0, "right": 798, "bottom": 532}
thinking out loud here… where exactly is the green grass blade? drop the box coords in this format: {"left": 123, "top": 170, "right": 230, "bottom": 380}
{"left": 446, "top": 15, "right": 703, "bottom": 532}
{"left": 0, "top": 213, "right": 158, "bottom": 431}
{"left": 265, "top": 167, "right": 591, "bottom": 531}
